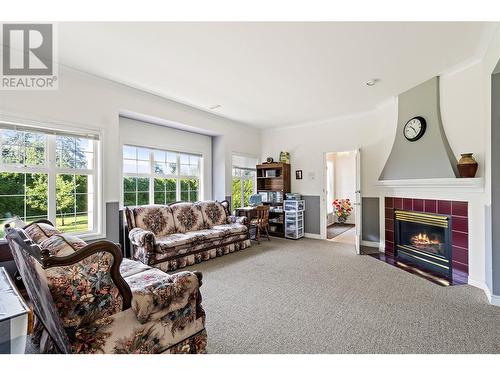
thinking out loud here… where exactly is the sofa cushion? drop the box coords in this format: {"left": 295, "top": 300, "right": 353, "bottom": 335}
{"left": 120, "top": 258, "right": 151, "bottom": 278}
{"left": 170, "top": 203, "right": 205, "bottom": 233}
{"left": 184, "top": 229, "right": 223, "bottom": 242}
{"left": 211, "top": 223, "right": 248, "bottom": 236}
{"left": 155, "top": 233, "right": 195, "bottom": 253}
{"left": 124, "top": 268, "right": 199, "bottom": 323}
{"left": 39, "top": 233, "right": 88, "bottom": 257}
{"left": 198, "top": 201, "right": 228, "bottom": 228}
{"left": 154, "top": 228, "right": 223, "bottom": 255}
{"left": 24, "top": 222, "right": 61, "bottom": 244}
{"left": 132, "top": 205, "right": 176, "bottom": 237}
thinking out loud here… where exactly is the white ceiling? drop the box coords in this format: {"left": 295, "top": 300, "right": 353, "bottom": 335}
{"left": 58, "top": 22, "right": 491, "bottom": 129}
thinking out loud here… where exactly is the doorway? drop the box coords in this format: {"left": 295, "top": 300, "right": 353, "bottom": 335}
{"left": 324, "top": 150, "right": 360, "bottom": 248}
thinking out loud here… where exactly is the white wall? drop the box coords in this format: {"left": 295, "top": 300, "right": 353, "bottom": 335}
{"left": 0, "top": 65, "right": 261, "bottom": 237}
{"left": 262, "top": 102, "right": 397, "bottom": 240}
{"left": 119, "top": 117, "right": 213, "bottom": 203}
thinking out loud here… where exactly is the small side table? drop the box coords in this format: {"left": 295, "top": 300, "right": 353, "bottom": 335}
{"left": 235, "top": 207, "right": 258, "bottom": 240}
{"left": 235, "top": 207, "right": 257, "bottom": 222}
{"left": 0, "top": 267, "right": 31, "bottom": 354}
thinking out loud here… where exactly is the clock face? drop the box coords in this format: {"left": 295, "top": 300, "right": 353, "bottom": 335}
{"left": 403, "top": 116, "right": 426, "bottom": 141}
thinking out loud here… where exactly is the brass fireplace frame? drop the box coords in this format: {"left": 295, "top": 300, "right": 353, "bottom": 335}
{"left": 394, "top": 210, "right": 452, "bottom": 280}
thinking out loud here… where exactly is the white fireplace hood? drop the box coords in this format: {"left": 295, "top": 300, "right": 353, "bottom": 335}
{"left": 379, "top": 77, "right": 460, "bottom": 181}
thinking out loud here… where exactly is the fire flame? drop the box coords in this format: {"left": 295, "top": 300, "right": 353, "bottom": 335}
{"left": 411, "top": 232, "right": 440, "bottom": 246}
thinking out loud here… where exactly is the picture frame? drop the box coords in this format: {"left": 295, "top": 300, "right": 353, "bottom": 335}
{"left": 295, "top": 170, "right": 303, "bottom": 180}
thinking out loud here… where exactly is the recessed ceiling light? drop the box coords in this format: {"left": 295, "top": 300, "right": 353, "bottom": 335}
{"left": 366, "top": 79, "right": 379, "bottom": 87}
{"left": 209, "top": 104, "right": 221, "bottom": 110}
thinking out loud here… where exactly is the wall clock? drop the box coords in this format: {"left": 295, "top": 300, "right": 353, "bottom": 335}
{"left": 403, "top": 116, "right": 427, "bottom": 142}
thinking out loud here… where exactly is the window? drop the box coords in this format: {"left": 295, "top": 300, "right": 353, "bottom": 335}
{"left": 122, "top": 145, "right": 202, "bottom": 206}
{"left": 231, "top": 154, "right": 257, "bottom": 212}
{"left": 0, "top": 125, "right": 99, "bottom": 238}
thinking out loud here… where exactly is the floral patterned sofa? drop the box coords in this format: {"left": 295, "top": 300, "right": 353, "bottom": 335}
{"left": 124, "top": 200, "right": 251, "bottom": 272}
{"left": 4, "top": 220, "right": 207, "bottom": 354}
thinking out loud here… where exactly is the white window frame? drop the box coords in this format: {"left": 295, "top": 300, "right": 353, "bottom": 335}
{"left": 231, "top": 154, "right": 257, "bottom": 209}
{"left": 0, "top": 124, "right": 101, "bottom": 240}
{"left": 121, "top": 144, "right": 203, "bottom": 207}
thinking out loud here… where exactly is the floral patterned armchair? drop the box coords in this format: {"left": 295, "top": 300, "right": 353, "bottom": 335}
{"left": 4, "top": 220, "right": 207, "bottom": 354}
{"left": 125, "top": 200, "right": 251, "bottom": 272}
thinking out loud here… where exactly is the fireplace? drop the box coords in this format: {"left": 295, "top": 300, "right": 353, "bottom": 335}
{"left": 394, "top": 210, "right": 452, "bottom": 280}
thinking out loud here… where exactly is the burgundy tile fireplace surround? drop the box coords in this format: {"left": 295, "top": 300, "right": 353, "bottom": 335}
{"left": 384, "top": 197, "right": 469, "bottom": 282}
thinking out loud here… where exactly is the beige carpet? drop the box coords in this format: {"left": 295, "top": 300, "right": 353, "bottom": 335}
{"left": 184, "top": 237, "right": 500, "bottom": 353}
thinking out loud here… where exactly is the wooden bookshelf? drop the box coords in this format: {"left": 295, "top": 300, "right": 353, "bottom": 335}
{"left": 256, "top": 162, "right": 291, "bottom": 238}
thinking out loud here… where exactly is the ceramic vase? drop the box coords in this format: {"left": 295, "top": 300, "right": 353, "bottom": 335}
{"left": 457, "top": 153, "right": 478, "bottom": 178}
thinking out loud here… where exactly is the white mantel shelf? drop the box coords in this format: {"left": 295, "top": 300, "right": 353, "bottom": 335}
{"left": 375, "top": 177, "right": 484, "bottom": 192}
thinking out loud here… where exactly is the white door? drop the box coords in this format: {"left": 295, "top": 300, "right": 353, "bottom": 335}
{"left": 354, "top": 149, "right": 362, "bottom": 254}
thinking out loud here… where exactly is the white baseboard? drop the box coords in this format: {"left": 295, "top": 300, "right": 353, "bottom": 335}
{"left": 467, "top": 277, "right": 488, "bottom": 291}
{"left": 489, "top": 293, "right": 500, "bottom": 306}
{"left": 305, "top": 233, "right": 322, "bottom": 240}
{"left": 467, "top": 278, "right": 500, "bottom": 307}
{"left": 361, "top": 240, "right": 385, "bottom": 252}
{"left": 361, "top": 240, "right": 379, "bottom": 248}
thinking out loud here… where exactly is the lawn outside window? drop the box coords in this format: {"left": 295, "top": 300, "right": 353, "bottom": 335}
{"left": 0, "top": 123, "right": 100, "bottom": 238}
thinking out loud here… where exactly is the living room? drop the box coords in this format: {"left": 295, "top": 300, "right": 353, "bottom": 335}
{"left": 1, "top": 1, "right": 500, "bottom": 373}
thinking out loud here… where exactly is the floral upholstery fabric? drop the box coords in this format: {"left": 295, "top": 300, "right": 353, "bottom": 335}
{"left": 75, "top": 294, "right": 205, "bottom": 354}
{"left": 39, "top": 233, "right": 87, "bottom": 257}
{"left": 45, "top": 251, "right": 124, "bottom": 331}
{"left": 125, "top": 268, "right": 200, "bottom": 323}
{"left": 153, "top": 239, "right": 252, "bottom": 272}
{"left": 167, "top": 329, "right": 207, "bottom": 354}
{"left": 211, "top": 223, "right": 248, "bottom": 235}
{"left": 170, "top": 203, "right": 205, "bottom": 233}
{"left": 154, "top": 230, "right": 222, "bottom": 254}
{"left": 184, "top": 229, "right": 225, "bottom": 242}
{"left": 132, "top": 205, "right": 176, "bottom": 237}
{"left": 6, "top": 225, "right": 207, "bottom": 354}
{"left": 198, "top": 201, "right": 228, "bottom": 227}
{"left": 156, "top": 233, "right": 195, "bottom": 250}
{"left": 24, "top": 222, "right": 61, "bottom": 244}
{"left": 128, "top": 227, "right": 156, "bottom": 265}
{"left": 153, "top": 231, "right": 248, "bottom": 260}
{"left": 129, "top": 227, "right": 156, "bottom": 247}
{"left": 120, "top": 258, "right": 151, "bottom": 278}
{"left": 126, "top": 201, "right": 251, "bottom": 272}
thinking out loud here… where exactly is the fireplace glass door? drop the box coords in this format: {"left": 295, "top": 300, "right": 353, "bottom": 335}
{"left": 394, "top": 210, "right": 451, "bottom": 279}
{"left": 399, "top": 221, "right": 446, "bottom": 258}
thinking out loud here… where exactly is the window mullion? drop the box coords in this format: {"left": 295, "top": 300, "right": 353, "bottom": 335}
{"left": 23, "top": 174, "right": 27, "bottom": 220}
{"left": 176, "top": 154, "right": 181, "bottom": 201}
{"left": 149, "top": 150, "right": 154, "bottom": 204}
{"left": 241, "top": 177, "right": 244, "bottom": 207}
{"left": 47, "top": 135, "right": 56, "bottom": 224}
